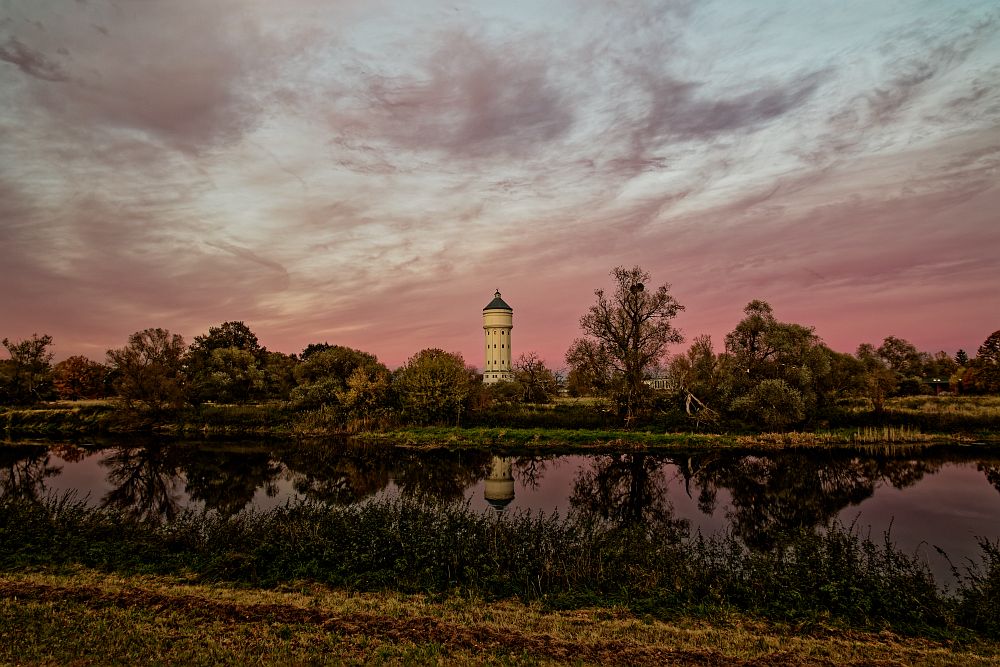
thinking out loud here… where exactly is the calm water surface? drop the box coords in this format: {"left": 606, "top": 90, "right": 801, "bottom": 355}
{"left": 3, "top": 439, "right": 999, "bottom": 581}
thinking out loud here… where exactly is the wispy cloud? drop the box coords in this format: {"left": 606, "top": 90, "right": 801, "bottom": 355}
{"left": 1, "top": 0, "right": 998, "bottom": 365}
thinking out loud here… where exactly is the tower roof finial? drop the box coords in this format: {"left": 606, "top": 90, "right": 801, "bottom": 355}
{"left": 483, "top": 290, "right": 512, "bottom": 311}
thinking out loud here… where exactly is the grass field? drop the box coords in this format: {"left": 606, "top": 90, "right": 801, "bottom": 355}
{"left": 3, "top": 568, "right": 999, "bottom": 666}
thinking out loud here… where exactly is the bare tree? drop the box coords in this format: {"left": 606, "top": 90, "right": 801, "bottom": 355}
{"left": 574, "top": 266, "right": 684, "bottom": 424}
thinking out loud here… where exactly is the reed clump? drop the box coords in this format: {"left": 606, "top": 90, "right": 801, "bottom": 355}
{"left": 851, "top": 425, "right": 936, "bottom": 444}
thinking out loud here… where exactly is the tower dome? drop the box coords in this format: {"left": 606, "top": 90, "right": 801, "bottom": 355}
{"left": 482, "top": 290, "right": 513, "bottom": 384}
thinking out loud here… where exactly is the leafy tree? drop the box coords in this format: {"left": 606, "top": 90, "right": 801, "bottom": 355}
{"left": 337, "top": 363, "right": 394, "bottom": 430}
{"left": 876, "top": 336, "right": 923, "bottom": 376}
{"left": 483, "top": 380, "right": 523, "bottom": 406}
{"left": 572, "top": 266, "right": 684, "bottom": 424}
{"left": 186, "top": 321, "right": 266, "bottom": 404}
{"left": 956, "top": 349, "right": 969, "bottom": 366}
{"left": 106, "top": 328, "right": 186, "bottom": 412}
{"left": 730, "top": 378, "right": 805, "bottom": 431}
{"left": 52, "top": 355, "right": 110, "bottom": 400}
{"left": 721, "top": 301, "right": 831, "bottom": 428}
{"left": 190, "top": 321, "right": 263, "bottom": 358}
{"left": 291, "top": 346, "right": 386, "bottom": 414}
{"left": 876, "top": 336, "right": 925, "bottom": 394}
{"left": 262, "top": 351, "right": 298, "bottom": 400}
{"left": 198, "top": 348, "right": 267, "bottom": 404}
{"left": 818, "top": 346, "right": 866, "bottom": 401}
{"left": 393, "top": 349, "right": 476, "bottom": 426}
{"left": 970, "top": 330, "right": 1000, "bottom": 394}
{"left": 300, "top": 342, "right": 333, "bottom": 360}
{"left": 1, "top": 334, "right": 55, "bottom": 404}
{"left": 564, "top": 338, "right": 615, "bottom": 397}
{"left": 856, "top": 343, "right": 897, "bottom": 413}
{"left": 724, "top": 300, "right": 781, "bottom": 379}
{"left": 512, "top": 352, "right": 560, "bottom": 403}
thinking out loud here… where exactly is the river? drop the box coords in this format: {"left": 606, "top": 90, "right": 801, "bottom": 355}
{"left": 3, "top": 438, "right": 999, "bottom": 582}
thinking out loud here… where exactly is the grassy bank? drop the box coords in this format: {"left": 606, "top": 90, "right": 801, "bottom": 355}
{"left": 2, "top": 494, "right": 998, "bottom": 643}
{"left": 355, "top": 424, "right": 965, "bottom": 450}
{"left": 3, "top": 395, "right": 999, "bottom": 447}
{"left": 3, "top": 568, "right": 999, "bottom": 666}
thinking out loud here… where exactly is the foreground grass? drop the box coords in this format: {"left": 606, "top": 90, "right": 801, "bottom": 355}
{"left": 3, "top": 494, "right": 999, "bottom": 642}
{"left": 2, "top": 568, "right": 999, "bottom": 666}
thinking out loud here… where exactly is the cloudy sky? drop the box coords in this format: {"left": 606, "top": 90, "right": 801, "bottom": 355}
{"left": 1, "top": 0, "right": 998, "bottom": 368}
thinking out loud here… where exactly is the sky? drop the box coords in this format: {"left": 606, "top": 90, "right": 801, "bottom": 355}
{"left": 1, "top": 0, "right": 998, "bottom": 369}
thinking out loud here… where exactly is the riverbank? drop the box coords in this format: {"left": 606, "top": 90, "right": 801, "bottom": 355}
{"left": 3, "top": 568, "right": 998, "bottom": 666}
{"left": 3, "top": 396, "right": 1000, "bottom": 449}
{"left": 355, "top": 424, "right": 991, "bottom": 450}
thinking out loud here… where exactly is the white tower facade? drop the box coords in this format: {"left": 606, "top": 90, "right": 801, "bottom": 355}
{"left": 482, "top": 290, "right": 513, "bottom": 384}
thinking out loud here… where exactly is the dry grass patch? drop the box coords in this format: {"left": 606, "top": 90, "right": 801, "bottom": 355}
{"left": 2, "top": 569, "right": 999, "bottom": 666}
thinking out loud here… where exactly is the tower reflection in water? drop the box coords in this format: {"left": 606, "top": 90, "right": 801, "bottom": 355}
{"left": 483, "top": 456, "right": 514, "bottom": 512}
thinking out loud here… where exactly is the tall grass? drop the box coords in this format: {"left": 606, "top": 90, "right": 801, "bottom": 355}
{"left": 850, "top": 425, "right": 935, "bottom": 444}
{"left": 1, "top": 492, "right": 996, "bottom": 639}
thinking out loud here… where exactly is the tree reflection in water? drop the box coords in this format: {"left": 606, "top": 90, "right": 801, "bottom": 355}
{"left": 979, "top": 460, "right": 1000, "bottom": 494}
{"left": 100, "top": 445, "right": 186, "bottom": 522}
{"left": 513, "top": 456, "right": 549, "bottom": 490}
{"left": 571, "top": 453, "right": 688, "bottom": 534}
{"left": 677, "top": 452, "right": 942, "bottom": 549}
{"left": 282, "top": 444, "right": 393, "bottom": 504}
{"left": 280, "top": 446, "right": 490, "bottom": 504}
{"left": 0, "top": 445, "right": 61, "bottom": 500}
{"left": 392, "top": 450, "right": 490, "bottom": 502}
{"left": 9, "top": 439, "right": 998, "bottom": 547}
{"left": 183, "top": 449, "right": 283, "bottom": 516}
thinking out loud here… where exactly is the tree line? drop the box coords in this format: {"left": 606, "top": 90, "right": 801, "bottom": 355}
{"left": 1, "top": 265, "right": 998, "bottom": 430}
{"left": 0, "top": 321, "right": 557, "bottom": 429}
{"left": 566, "top": 267, "right": 1000, "bottom": 429}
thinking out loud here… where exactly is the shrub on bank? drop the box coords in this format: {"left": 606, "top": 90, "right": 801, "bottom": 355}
{"left": 1, "top": 493, "right": 995, "bottom": 639}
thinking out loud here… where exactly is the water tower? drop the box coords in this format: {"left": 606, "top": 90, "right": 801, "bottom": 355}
{"left": 482, "top": 290, "right": 513, "bottom": 384}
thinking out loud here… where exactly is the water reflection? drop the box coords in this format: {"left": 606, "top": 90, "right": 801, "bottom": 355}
{"left": 571, "top": 453, "right": 678, "bottom": 527}
{"left": 184, "top": 449, "right": 283, "bottom": 516}
{"left": 393, "top": 450, "right": 490, "bottom": 501}
{"left": 979, "top": 463, "right": 1000, "bottom": 493}
{"left": 677, "top": 452, "right": 942, "bottom": 549}
{"left": 283, "top": 446, "right": 392, "bottom": 505}
{"left": 2, "top": 440, "right": 999, "bottom": 556}
{"left": 0, "top": 445, "right": 61, "bottom": 500}
{"left": 484, "top": 456, "right": 514, "bottom": 511}
{"left": 101, "top": 445, "right": 186, "bottom": 522}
